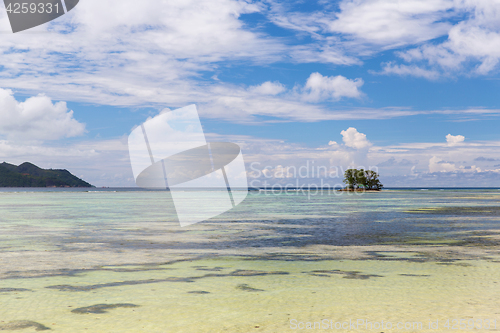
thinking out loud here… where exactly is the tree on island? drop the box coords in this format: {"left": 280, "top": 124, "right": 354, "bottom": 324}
{"left": 343, "top": 168, "right": 383, "bottom": 191}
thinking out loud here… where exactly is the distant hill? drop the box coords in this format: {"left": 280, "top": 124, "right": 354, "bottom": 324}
{"left": 0, "top": 162, "right": 93, "bottom": 187}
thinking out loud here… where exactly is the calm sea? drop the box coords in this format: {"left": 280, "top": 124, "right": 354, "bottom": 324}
{"left": 1, "top": 188, "right": 499, "bottom": 332}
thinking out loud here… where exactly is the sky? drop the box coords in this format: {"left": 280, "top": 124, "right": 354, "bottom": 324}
{"left": 1, "top": 0, "right": 500, "bottom": 187}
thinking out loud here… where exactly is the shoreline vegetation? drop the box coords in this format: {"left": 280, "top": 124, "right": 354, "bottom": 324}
{"left": 338, "top": 188, "right": 381, "bottom": 192}
{"left": 342, "top": 168, "right": 383, "bottom": 191}
{"left": 0, "top": 162, "right": 93, "bottom": 188}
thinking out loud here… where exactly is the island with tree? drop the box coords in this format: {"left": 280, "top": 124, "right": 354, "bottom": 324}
{"left": 341, "top": 168, "right": 383, "bottom": 191}
{"left": 0, "top": 162, "right": 93, "bottom": 187}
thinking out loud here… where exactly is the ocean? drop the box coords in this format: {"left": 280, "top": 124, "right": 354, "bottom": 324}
{"left": 0, "top": 188, "right": 499, "bottom": 332}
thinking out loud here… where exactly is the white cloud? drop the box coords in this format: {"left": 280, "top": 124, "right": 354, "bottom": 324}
{"left": 0, "top": 0, "right": 286, "bottom": 108}
{"left": 238, "top": 130, "right": 500, "bottom": 186}
{"left": 428, "top": 155, "right": 483, "bottom": 173}
{"left": 302, "top": 72, "right": 364, "bottom": 102}
{"left": 267, "top": 0, "right": 500, "bottom": 78}
{"left": 340, "top": 127, "right": 371, "bottom": 149}
{"left": 0, "top": 89, "right": 85, "bottom": 141}
{"left": 378, "top": 63, "right": 439, "bottom": 79}
{"left": 288, "top": 45, "right": 360, "bottom": 66}
{"left": 429, "top": 156, "right": 456, "bottom": 173}
{"left": 327, "top": 0, "right": 454, "bottom": 47}
{"left": 249, "top": 81, "right": 286, "bottom": 95}
{"left": 0, "top": 0, "right": 498, "bottom": 123}
{"left": 0, "top": 1, "right": 367, "bottom": 122}
{"left": 384, "top": 1, "right": 500, "bottom": 77}
{"left": 446, "top": 134, "right": 465, "bottom": 146}
{"left": 268, "top": 0, "right": 455, "bottom": 55}
{"left": 0, "top": 124, "right": 498, "bottom": 187}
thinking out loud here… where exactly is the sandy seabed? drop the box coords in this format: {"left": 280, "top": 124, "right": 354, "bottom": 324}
{"left": 1, "top": 189, "right": 500, "bottom": 332}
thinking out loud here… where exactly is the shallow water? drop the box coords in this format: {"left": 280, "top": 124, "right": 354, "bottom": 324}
{"left": 1, "top": 189, "right": 500, "bottom": 332}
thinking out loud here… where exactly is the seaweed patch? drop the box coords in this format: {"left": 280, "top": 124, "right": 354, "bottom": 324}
{"left": 229, "top": 270, "right": 288, "bottom": 276}
{"left": 405, "top": 206, "right": 500, "bottom": 216}
{"left": 187, "top": 291, "right": 210, "bottom": 294}
{"left": 0, "top": 288, "right": 31, "bottom": 293}
{"left": 71, "top": 303, "right": 139, "bottom": 314}
{"left": 340, "top": 271, "right": 383, "bottom": 279}
{"left": 193, "top": 266, "right": 226, "bottom": 272}
{"left": 46, "top": 277, "right": 195, "bottom": 292}
{"left": 242, "top": 254, "right": 330, "bottom": 262}
{"left": 45, "top": 269, "right": 289, "bottom": 292}
{"left": 436, "top": 262, "right": 473, "bottom": 267}
{"left": 304, "top": 270, "right": 383, "bottom": 279}
{"left": 2, "top": 264, "right": 176, "bottom": 280}
{"left": 0, "top": 320, "right": 50, "bottom": 331}
{"left": 236, "top": 284, "right": 264, "bottom": 292}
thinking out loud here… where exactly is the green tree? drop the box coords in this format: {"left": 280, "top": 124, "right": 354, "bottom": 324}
{"left": 356, "top": 169, "right": 367, "bottom": 189}
{"left": 365, "top": 170, "right": 383, "bottom": 190}
{"left": 343, "top": 168, "right": 358, "bottom": 189}
{"left": 343, "top": 168, "right": 383, "bottom": 190}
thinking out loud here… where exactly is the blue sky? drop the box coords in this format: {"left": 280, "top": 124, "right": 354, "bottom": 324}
{"left": 1, "top": 0, "right": 500, "bottom": 187}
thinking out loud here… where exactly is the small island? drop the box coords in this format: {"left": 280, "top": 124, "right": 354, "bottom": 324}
{"left": 340, "top": 168, "right": 383, "bottom": 191}
{"left": 0, "top": 162, "right": 93, "bottom": 187}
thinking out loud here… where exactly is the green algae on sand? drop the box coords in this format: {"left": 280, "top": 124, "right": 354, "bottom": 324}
{"left": 0, "top": 288, "right": 31, "bottom": 293}
{"left": 236, "top": 284, "right": 265, "bottom": 292}
{"left": 0, "top": 320, "right": 50, "bottom": 331}
{"left": 187, "top": 290, "right": 210, "bottom": 294}
{"left": 71, "top": 303, "right": 139, "bottom": 314}
{"left": 305, "top": 269, "right": 383, "bottom": 279}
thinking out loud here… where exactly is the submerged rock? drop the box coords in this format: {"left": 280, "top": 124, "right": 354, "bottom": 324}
{"left": 0, "top": 320, "right": 50, "bottom": 331}
{"left": 71, "top": 303, "right": 139, "bottom": 314}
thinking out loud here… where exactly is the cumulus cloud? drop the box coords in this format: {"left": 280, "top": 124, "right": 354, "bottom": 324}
{"left": 446, "top": 134, "right": 465, "bottom": 146}
{"left": 0, "top": 0, "right": 287, "bottom": 110}
{"left": 428, "top": 156, "right": 482, "bottom": 173}
{"left": 249, "top": 81, "right": 286, "bottom": 95}
{"left": 302, "top": 72, "right": 364, "bottom": 102}
{"left": 0, "top": 89, "right": 85, "bottom": 141}
{"left": 429, "top": 156, "right": 456, "bottom": 173}
{"left": 239, "top": 128, "right": 500, "bottom": 187}
{"left": 382, "top": 1, "right": 500, "bottom": 77}
{"left": 0, "top": 0, "right": 498, "bottom": 123}
{"left": 340, "top": 127, "right": 371, "bottom": 149}
{"left": 0, "top": 1, "right": 368, "bottom": 122}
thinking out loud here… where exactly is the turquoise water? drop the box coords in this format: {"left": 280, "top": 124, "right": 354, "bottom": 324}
{"left": 1, "top": 189, "right": 500, "bottom": 332}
